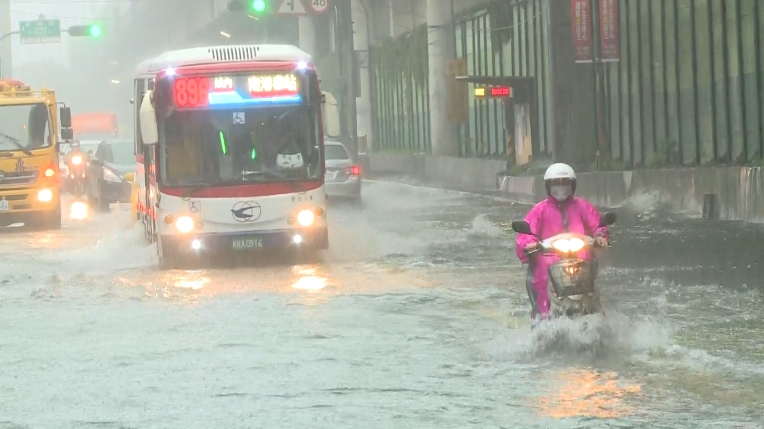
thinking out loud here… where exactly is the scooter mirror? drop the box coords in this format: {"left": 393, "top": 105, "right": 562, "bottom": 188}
{"left": 511, "top": 220, "right": 533, "bottom": 235}
{"left": 600, "top": 212, "right": 617, "bottom": 227}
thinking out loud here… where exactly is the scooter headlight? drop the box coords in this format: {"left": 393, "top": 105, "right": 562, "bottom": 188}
{"left": 71, "top": 155, "right": 82, "bottom": 165}
{"left": 552, "top": 238, "right": 585, "bottom": 253}
{"left": 567, "top": 238, "right": 585, "bottom": 252}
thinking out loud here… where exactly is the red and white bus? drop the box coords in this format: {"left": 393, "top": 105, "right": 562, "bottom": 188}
{"left": 133, "top": 44, "right": 329, "bottom": 268}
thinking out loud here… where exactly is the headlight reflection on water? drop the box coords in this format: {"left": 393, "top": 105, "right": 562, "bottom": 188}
{"left": 173, "top": 273, "right": 211, "bottom": 290}
{"left": 535, "top": 368, "right": 641, "bottom": 419}
{"left": 291, "top": 266, "right": 328, "bottom": 291}
{"left": 70, "top": 201, "right": 88, "bottom": 219}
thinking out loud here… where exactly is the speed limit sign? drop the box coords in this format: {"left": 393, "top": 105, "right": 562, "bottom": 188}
{"left": 308, "top": 0, "right": 330, "bottom": 14}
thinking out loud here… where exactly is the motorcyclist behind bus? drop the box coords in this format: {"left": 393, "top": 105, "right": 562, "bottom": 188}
{"left": 514, "top": 163, "right": 610, "bottom": 322}
{"left": 64, "top": 140, "right": 89, "bottom": 196}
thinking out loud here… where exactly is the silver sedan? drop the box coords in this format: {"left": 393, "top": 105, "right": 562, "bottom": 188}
{"left": 324, "top": 140, "right": 361, "bottom": 201}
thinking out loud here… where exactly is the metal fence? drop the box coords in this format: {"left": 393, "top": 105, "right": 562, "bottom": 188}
{"left": 369, "top": 25, "right": 430, "bottom": 153}
{"left": 369, "top": 0, "right": 552, "bottom": 159}
{"left": 456, "top": 0, "right": 552, "bottom": 159}
{"left": 606, "top": 0, "right": 763, "bottom": 167}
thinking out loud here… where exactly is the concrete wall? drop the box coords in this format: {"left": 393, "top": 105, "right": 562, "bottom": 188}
{"left": 366, "top": 153, "right": 764, "bottom": 223}
{"left": 367, "top": 153, "right": 505, "bottom": 190}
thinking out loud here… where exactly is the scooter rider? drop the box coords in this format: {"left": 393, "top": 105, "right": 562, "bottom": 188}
{"left": 64, "top": 140, "right": 88, "bottom": 167}
{"left": 64, "top": 141, "right": 89, "bottom": 192}
{"left": 514, "top": 163, "right": 610, "bottom": 320}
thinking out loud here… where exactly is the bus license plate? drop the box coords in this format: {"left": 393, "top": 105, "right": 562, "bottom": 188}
{"left": 0, "top": 201, "right": 8, "bottom": 211}
{"left": 232, "top": 236, "right": 263, "bottom": 250}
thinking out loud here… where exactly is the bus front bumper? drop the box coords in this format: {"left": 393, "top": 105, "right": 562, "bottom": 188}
{"left": 160, "top": 227, "right": 329, "bottom": 254}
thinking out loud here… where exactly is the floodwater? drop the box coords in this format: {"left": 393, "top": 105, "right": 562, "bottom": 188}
{"left": 0, "top": 181, "right": 761, "bottom": 428}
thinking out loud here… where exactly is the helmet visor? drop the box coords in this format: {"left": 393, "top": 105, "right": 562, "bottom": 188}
{"left": 547, "top": 178, "right": 573, "bottom": 186}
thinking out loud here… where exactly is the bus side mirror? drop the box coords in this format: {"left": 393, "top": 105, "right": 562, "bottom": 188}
{"left": 61, "top": 128, "right": 74, "bottom": 141}
{"left": 60, "top": 107, "right": 72, "bottom": 128}
{"left": 139, "top": 90, "right": 158, "bottom": 145}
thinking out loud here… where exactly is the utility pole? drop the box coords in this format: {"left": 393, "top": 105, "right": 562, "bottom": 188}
{"left": 0, "top": 31, "right": 18, "bottom": 78}
{"left": 0, "top": 0, "right": 12, "bottom": 78}
{"left": 334, "top": 0, "right": 358, "bottom": 159}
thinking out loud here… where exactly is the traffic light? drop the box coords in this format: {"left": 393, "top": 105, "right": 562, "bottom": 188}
{"left": 68, "top": 24, "right": 102, "bottom": 38}
{"left": 227, "top": 0, "right": 268, "bottom": 14}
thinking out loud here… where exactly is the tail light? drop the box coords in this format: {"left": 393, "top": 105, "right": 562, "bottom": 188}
{"left": 345, "top": 165, "right": 361, "bottom": 176}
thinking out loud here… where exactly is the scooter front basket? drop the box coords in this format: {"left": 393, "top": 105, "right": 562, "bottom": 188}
{"left": 548, "top": 259, "right": 594, "bottom": 298}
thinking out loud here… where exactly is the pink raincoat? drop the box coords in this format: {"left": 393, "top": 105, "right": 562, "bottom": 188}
{"left": 515, "top": 196, "right": 610, "bottom": 317}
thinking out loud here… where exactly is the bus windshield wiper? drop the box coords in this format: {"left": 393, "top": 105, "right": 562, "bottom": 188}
{"left": 0, "top": 133, "right": 32, "bottom": 156}
{"left": 181, "top": 182, "right": 212, "bottom": 198}
{"left": 242, "top": 170, "right": 307, "bottom": 192}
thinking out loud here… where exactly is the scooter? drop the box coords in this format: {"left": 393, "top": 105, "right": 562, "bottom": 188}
{"left": 65, "top": 152, "right": 87, "bottom": 197}
{"left": 512, "top": 212, "right": 617, "bottom": 319}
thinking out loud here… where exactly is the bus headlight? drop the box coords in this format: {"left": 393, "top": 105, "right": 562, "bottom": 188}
{"left": 297, "top": 209, "right": 314, "bottom": 226}
{"left": 37, "top": 189, "right": 53, "bottom": 202}
{"left": 175, "top": 216, "right": 194, "bottom": 233}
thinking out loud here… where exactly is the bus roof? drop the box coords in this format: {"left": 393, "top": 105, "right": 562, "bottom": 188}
{"left": 135, "top": 44, "right": 312, "bottom": 76}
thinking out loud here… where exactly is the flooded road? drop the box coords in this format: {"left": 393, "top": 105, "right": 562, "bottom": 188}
{"left": 0, "top": 181, "right": 762, "bottom": 428}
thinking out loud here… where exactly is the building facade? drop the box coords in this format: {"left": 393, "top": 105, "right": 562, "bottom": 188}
{"left": 370, "top": 0, "right": 764, "bottom": 169}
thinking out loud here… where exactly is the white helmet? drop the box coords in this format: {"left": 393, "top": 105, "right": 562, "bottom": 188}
{"left": 543, "top": 163, "right": 577, "bottom": 197}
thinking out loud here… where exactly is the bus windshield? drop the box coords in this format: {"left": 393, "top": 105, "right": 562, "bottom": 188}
{"left": 159, "top": 105, "right": 321, "bottom": 186}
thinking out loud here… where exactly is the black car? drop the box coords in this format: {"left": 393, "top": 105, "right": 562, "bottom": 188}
{"left": 86, "top": 138, "right": 134, "bottom": 211}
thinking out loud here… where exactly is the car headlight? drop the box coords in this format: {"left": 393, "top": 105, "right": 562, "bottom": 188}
{"left": 71, "top": 155, "right": 82, "bottom": 165}
{"left": 37, "top": 189, "right": 53, "bottom": 202}
{"left": 551, "top": 238, "right": 585, "bottom": 253}
{"left": 103, "top": 168, "right": 121, "bottom": 183}
{"left": 175, "top": 216, "right": 194, "bottom": 233}
{"left": 297, "top": 209, "right": 314, "bottom": 226}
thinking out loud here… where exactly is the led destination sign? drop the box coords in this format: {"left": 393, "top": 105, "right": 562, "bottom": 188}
{"left": 473, "top": 85, "right": 512, "bottom": 99}
{"left": 172, "top": 73, "right": 301, "bottom": 108}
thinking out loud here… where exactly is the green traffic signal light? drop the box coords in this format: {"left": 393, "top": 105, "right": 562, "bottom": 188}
{"left": 66, "top": 24, "right": 102, "bottom": 37}
{"left": 252, "top": 0, "right": 265, "bottom": 12}
{"left": 89, "top": 24, "right": 102, "bottom": 37}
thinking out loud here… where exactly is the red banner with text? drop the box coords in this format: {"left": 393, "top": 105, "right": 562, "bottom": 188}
{"left": 599, "top": 0, "right": 620, "bottom": 61}
{"left": 571, "top": 0, "right": 593, "bottom": 63}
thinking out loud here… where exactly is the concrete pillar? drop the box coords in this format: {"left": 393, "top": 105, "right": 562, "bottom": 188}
{"left": 352, "top": 0, "right": 372, "bottom": 152}
{"left": 385, "top": 0, "right": 394, "bottom": 38}
{"left": 426, "top": 0, "right": 459, "bottom": 156}
{"left": 297, "top": 16, "right": 316, "bottom": 57}
{"left": 0, "top": 0, "right": 11, "bottom": 78}
{"left": 547, "top": 0, "right": 596, "bottom": 168}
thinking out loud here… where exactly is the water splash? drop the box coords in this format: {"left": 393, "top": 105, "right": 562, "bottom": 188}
{"left": 485, "top": 311, "right": 672, "bottom": 364}
{"left": 467, "top": 214, "right": 505, "bottom": 238}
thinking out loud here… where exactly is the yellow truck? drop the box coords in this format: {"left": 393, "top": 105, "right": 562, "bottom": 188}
{"left": 0, "top": 79, "right": 73, "bottom": 229}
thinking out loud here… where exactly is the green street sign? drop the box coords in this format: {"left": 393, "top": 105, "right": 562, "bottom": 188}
{"left": 19, "top": 19, "right": 61, "bottom": 44}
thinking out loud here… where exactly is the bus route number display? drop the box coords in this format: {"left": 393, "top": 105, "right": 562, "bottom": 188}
{"left": 173, "top": 76, "right": 210, "bottom": 108}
